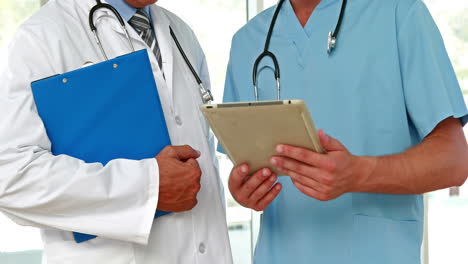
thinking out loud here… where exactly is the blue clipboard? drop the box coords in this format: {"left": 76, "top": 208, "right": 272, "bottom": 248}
{"left": 31, "top": 50, "right": 171, "bottom": 243}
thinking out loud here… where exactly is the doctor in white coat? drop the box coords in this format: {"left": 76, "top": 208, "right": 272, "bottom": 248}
{"left": 0, "top": 0, "right": 233, "bottom": 263}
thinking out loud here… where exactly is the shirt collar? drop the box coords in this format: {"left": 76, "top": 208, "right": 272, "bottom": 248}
{"left": 106, "top": 0, "right": 152, "bottom": 23}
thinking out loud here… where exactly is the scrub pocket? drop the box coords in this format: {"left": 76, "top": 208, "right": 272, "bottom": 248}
{"left": 351, "top": 214, "right": 422, "bottom": 264}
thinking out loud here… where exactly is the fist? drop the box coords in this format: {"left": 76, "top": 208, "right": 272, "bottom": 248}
{"left": 155, "top": 145, "right": 202, "bottom": 212}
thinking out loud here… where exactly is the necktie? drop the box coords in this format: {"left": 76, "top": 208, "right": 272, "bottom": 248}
{"left": 129, "top": 9, "right": 163, "bottom": 73}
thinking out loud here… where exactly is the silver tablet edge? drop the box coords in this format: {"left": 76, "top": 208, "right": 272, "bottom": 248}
{"left": 200, "top": 99, "right": 305, "bottom": 110}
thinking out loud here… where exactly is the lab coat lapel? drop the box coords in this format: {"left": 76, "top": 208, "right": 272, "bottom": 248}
{"left": 105, "top": 11, "right": 148, "bottom": 53}
{"left": 150, "top": 6, "right": 174, "bottom": 102}
{"left": 102, "top": 3, "right": 171, "bottom": 101}
{"left": 72, "top": 0, "right": 108, "bottom": 62}
{"left": 78, "top": 0, "right": 173, "bottom": 102}
{"left": 84, "top": 0, "right": 148, "bottom": 60}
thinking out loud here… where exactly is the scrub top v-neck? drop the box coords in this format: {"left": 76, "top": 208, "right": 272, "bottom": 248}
{"left": 222, "top": 0, "right": 468, "bottom": 263}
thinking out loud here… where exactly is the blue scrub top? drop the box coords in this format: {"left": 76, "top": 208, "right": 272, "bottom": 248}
{"left": 222, "top": 0, "right": 468, "bottom": 263}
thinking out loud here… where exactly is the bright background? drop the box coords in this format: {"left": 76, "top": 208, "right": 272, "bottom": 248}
{"left": 0, "top": 0, "right": 467, "bottom": 263}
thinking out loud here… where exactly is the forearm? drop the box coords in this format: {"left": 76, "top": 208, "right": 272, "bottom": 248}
{"left": 357, "top": 119, "right": 468, "bottom": 194}
{"left": 0, "top": 147, "right": 159, "bottom": 244}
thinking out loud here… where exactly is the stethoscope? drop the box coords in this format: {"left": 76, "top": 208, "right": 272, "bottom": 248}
{"left": 88, "top": 0, "right": 214, "bottom": 103}
{"left": 252, "top": 0, "right": 347, "bottom": 101}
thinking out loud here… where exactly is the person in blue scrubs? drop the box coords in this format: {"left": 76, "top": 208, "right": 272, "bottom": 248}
{"left": 222, "top": 0, "right": 468, "bottom": 263}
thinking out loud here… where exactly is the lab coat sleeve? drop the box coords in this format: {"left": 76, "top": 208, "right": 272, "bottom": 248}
{"left": 397, "top": 0, "right": 468, "bottom": 139}
{"left": 0, "top": 25, "right": 159, "bottom": 245}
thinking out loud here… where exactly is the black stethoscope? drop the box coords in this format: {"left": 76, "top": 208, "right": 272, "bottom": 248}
{"left": 88, "top": 0, "right": 214, "bottom": 103}
{"left": 252, "top": 0, "right": 347, "bottom": 101}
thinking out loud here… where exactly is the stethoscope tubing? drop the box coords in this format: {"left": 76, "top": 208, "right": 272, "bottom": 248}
{"left": 253, "top": 51, "right": 280, "bottom": 101}
{"left": 88, "top": 0, "right": 213, "bottom": 103}
{"left": 89, "top": 1, "right": 135, "bottom": 60}
{"left": 252, "top": 0, "right": 286, "bottom": 102}
{"left": 253, "top": 0, "right": 347, "bottom": 101}
{"left": 333, "top": 0, "right": 347, "bottom": 41}
{"left": 170, "top": 27, "right": 214, "bottom": 103}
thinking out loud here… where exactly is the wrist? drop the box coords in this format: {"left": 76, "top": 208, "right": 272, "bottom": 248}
{"left": 352, "top": 156, "right": 378, "bottom": 193}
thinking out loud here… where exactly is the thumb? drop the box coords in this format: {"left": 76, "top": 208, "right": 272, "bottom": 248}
{"left": 229, "top": 164, "right": 249, "bottom": 189}
{"left": 173, "top": 145, "right": 201, "bottom": 160}
{"left": 318, "top": 130, "right": 346, "bottom": 152}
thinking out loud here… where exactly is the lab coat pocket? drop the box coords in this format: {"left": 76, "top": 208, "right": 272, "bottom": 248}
{"left": 44, "top": 237, "right": 134, "bottom": 264}
{"left": 351, "top": 214, "right": 422, "bottom": 264}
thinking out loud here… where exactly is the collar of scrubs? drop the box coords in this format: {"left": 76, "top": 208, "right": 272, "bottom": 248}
{"left": 275, "top": 0, "right": 342, "bottom": 54}
{"left": 105, "top": 0, "right": 152, "bottom": 23}
{"left": 278, "top": 0, "right": 343, "bottom": 37}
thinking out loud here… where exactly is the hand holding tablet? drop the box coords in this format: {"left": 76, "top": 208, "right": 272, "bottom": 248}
{"left": 201, "top": 99, "right": 324, "bottom": 175}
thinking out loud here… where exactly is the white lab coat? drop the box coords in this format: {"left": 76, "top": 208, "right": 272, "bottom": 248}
{"left": 0, "top": 0, "right": 232, "bottom": 263}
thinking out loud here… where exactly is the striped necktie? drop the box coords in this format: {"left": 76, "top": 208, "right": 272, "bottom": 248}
{"left": 129, "top": 9, "right": 163, "bottom": 73}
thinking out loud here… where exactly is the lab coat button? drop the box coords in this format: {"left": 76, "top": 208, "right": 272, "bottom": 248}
{"left": 175, "top": 116, "right": 182, "bottom": 126}
{"left": 198, "top": 243, "right": 206, "bottom": 254}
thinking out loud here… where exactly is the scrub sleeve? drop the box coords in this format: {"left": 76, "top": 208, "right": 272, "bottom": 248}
{"left": 398, "top": 1, "right": 468, "bottom": 138}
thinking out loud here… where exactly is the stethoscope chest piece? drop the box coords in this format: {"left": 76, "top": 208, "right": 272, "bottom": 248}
{"left": 327, "top": 32, "right": 336, "bottom": 55}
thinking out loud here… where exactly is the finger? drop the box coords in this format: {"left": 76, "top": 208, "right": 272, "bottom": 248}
{"left": 275, "top": 165, "right": 322, "bottom": 193}
{"left": 254, "top": 183, "right": 282, "bottom": 211}
{"left": 185, "top": 159, "right": 202, "bottom": 182}
{"left": 229, "top": 164, "right": 249, "bottom": 190}
{"left": 173, "top": 145, "right": 201, "bottom": 160}
{"left": 185, "top": 158, "right": 200, "bottom": 168}
{"left": 270, "top": 156, "right": 318, "bottom": 178}
{"left": 239, "top": 168, "right": 272, "bottom": 199}
{"left": 293, "top": 181, "right": 327, "bottom": 201}
{"left": 318, "top": 130, "right": 345, "bottom": 152}
{"left": 248, "top": 173, "right": 278, "bottom": 202}
{"left": 276, "top": 144, "right": 330, "bottom": 168}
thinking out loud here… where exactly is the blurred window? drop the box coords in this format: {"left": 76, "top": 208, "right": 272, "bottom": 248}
{"left": 0, "top": 0, "right": 43, "bottom": 253}
{"left": 424, "top": 1, "right": 468, "bottom": 264}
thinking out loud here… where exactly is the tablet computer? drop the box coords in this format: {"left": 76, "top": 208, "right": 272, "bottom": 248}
{"left": 201, "top": 100, "right": 324, "bottom": 175}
